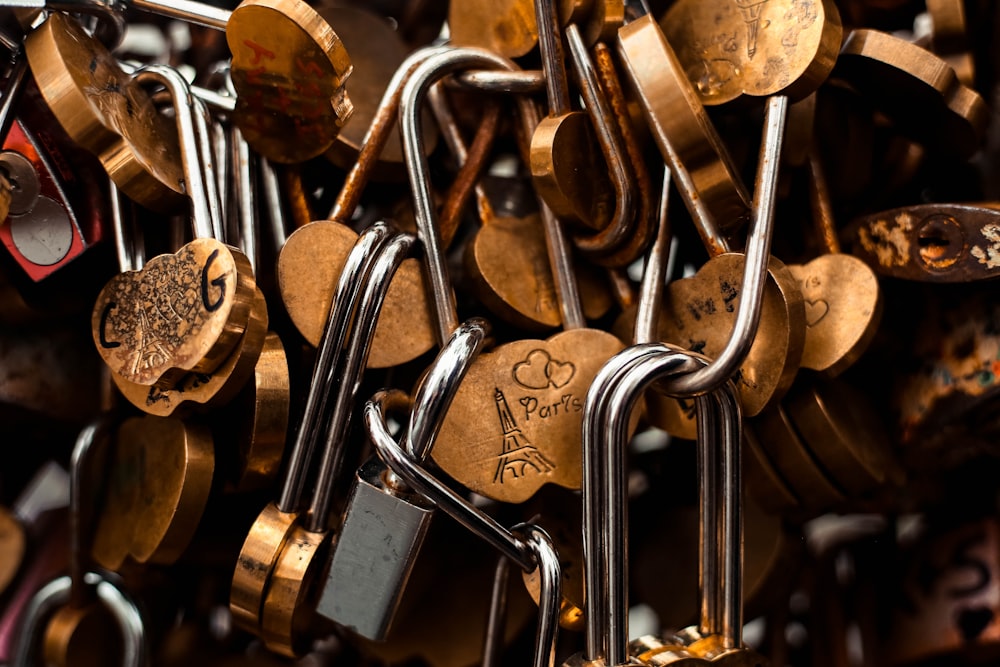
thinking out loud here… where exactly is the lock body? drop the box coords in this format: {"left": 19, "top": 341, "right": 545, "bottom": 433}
{"left": 316, "top": 455, "right": 434, "bottom": 640}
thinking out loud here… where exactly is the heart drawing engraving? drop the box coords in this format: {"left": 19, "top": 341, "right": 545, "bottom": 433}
{"left": 513, "top": 349, "right": 576, "bottom": 390}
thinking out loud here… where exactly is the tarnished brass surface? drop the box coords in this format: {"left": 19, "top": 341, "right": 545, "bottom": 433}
{"left": 661, "top": 0, "right": 842, "bottom": 105}
{"left": 277, "top": 220, "right": 435, "bottom": 368}
{"left": 649, "top": 254, "right": 805, "bottom": 439}
{"left": 448, "top": 0, "right": 538, "bottom": 58}
{"left": 117, "top": 415, "right": 215, "bottom": 564}
{"left": 466, "top": 213, "right": 613, "bottom": 330}
{"left": 531, "top": 111, "right": 615, "bottom": 232}
{"left": 111, "top": 287, "right": 268, "bottom": 415}
{"left": 751, "top": 402, "right": 847, "bottom": 512}
{"left": 318, "top": 6, "right": 437, "bottom": 180}
{"left": 260, "top": 524, "right": 330, "bottom": 657}
{"left": 91, "top": 239, "right": 256, "bottom": 388}
{"left": 219, "top": 332, "right": 289, "bottom": 493}
{"left": 0, "top": 507, "right": 24, "bottom": 596}
{"left": 784, "top": 376, "right": 902, "bottom": 498}
{"left": 617, "top": 16, "right": 752, "bottom": 231}
{"left": 230, "top": 502, "right": 297, "bottom": 634}
{"left": 834, "top": 28, "right": 988, "bottom": 158}
{"left": 431, "top": 329, "right": 625, "bottom": 503}
{"left": 787, "top": 254, "right": 881, "bottom": 376}
{"left": 42, "top": 602, "right": 123, "bottom": 667}
{"left": 227, "top": 0, "right": 354, "bottom": 163}
{"left": 25, "top": 12, "right": 184, "bottom": 210}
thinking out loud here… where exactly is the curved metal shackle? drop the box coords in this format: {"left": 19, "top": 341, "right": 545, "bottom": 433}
{"left": 13, "top": 572, "right": 148, "bottom": 667}
{"left": 656, "top": 94, "right": 789, "bottom": 398}
{"left": 43, "top": 0, "right": 127, "bottom": 49}
{"left": 399, "top": 46, "right": 526, "bottom": 344}
{"left": 12, "top": 417, "right": 149, "bottom": 667}
{"left": 328, "top": 45, "right": 451, "bottom": 222}
{"left": 366, "top": 390, "right": 534, "bottom": 572}
{"left": 67, "top": 418, "right": 114, "bottom": 607}
{"left": 563, "top": 21, "right": 636, "bottom": 259}
{"left": 406, "top": 317, "right": 492, "bottom": 462}
{"left": 634, "top": 168, "right": 673, "bottom": 345}
{"left": 366, "top": 389, "right": 561, "bottom": 667}
{"left": 304, "top": 224, "right": 419, "bottom": 532}
{"left": 581, "top": 344, "right": 744, "bottom": 666}
{"left": 133, "top": 63, "right": 216, "bottom": 241}
{"left": 276, "top": 222, "right": 395, "bottom": 513}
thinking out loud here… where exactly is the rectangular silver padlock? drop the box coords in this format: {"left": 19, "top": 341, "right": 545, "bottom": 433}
{"left": 317, "top": 455, "right": 434, "bottom": 640}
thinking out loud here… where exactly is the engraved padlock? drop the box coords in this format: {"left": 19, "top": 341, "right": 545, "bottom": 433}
{"left": 316, "top": 317, "right": 491, "bottom": 640}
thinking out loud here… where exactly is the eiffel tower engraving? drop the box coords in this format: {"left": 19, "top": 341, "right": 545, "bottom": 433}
{"left": 129, "top": 307, "right": 174, "bottom": 375}
{"left": 493, "top": 388, "right": 555, "bottom": 484}
{"left": 735, "top": 0, "right": 769, "bottom": 59}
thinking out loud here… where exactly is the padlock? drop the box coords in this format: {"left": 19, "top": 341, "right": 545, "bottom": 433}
{"left": 399, "top": 46, "right": 626, "bottom": 504}
{"left": 11, "top": 418, "right": 149, "bottom": 667}
{"left": 558, "top": 342, "right": 767, "bottom": 666}
{"left": 316, "top": 317, "right": 490, "bottom": 640}
{"left": 259, "top": 224, "right": 419, "bottom": 656}
{"left": 277, "top": 47, "right": 445, "bottom": 371}
{"left": 229, "top": 221, "right": 395, "bottom": 637}
{"left": 0, "top": 51, "right": 112, "bottom": 283}
{"left": 365, "top": 387, "right": 561, "bottom": 667}
{"left": 91, "top": 61, "right": 261, "bottom": 394}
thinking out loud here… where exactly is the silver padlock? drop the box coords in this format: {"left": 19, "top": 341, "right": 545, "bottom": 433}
{"left": 366, "top": 385, "right": 561, "bottom": 667}
{"left": 317, "top": 317, "right": 491, "bottom": 639}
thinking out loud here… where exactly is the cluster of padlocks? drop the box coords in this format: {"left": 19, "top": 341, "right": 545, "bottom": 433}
{"left": 0, "top": 0, "right": 998, "bottom": 664}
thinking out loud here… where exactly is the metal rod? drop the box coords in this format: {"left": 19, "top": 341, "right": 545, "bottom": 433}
{"left": 635, "top": 168, "right": 673, "bottom": 345}
{"left": 129, "top": 0, "right": 229, "bottom": 30}
{"left": 533, "top": 0, "right": 572, "bottom": 114}
{"left": 400, "top": 47, "right": 523, "bottom": 344}
{"left": 307, "top": 231, "right": 416, "bottom": 532}
{"left": 657, "top": 94, "right": 789, "bottom": 398}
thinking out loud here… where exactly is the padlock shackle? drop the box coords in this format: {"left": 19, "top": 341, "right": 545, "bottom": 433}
{"left": 128, "top": 0, "right": 229, "bottom": 30}
{"left": 367, "top": 392, "right": 562, "bottom": 667}
{"left": 68, "top": 418, "right": 114, "bottom": 608}
{"left": 306, "top": 227, "right": 417, "bottom": 532}
{"left": 406, "top": 317, "right": 491, "bottom": 463}
{"left": 640, "top": 94, "right": 789, "bottom": 399}
{"left": 328, "top": 45, "right": 451, "bottom": 223}
{"left": 12, "top": 571, "right": 148, "bottom": 667}
{"left": 533, "top": 0, "right": 572, "bottom": 115}
{"left": 277, "top": 222, "right": 394, "bottom": 513}
{"left": 366, "top": 390, "right": 535, "bottom": 573}
{"left": 400, "top": 46, "right": 523, "bottom": 344}
{"left": 563, "top": 22, "right": 637, "bottom": 260}
{"left": 582, "top": 343, "right": 743, "bottom": 666}
{"left": 133, "top": 64, "right": 217, "bottom": 241}
{"left": 633, "top": 168, "right": 674, "bottom": 345}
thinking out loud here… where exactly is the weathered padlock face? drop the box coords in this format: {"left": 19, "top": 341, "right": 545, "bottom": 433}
{"left": 316, "top": 456, "right": 434, "bottom": 640}
{"left": 25, "top": 11, "right": 185, "bottom": 210}
{"left": 91, "top": 238, "right": 256, "bottom": 388}
{"left": 226, "top": 0, "right": 354, "bottom": 164}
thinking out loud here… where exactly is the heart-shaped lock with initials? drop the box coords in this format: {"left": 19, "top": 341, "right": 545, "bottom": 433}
{"left": 431, "top": 329, "right": 625, "bottom": 503}
{"left": 92, "top": 238, "right": 256, "bottom": 389}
